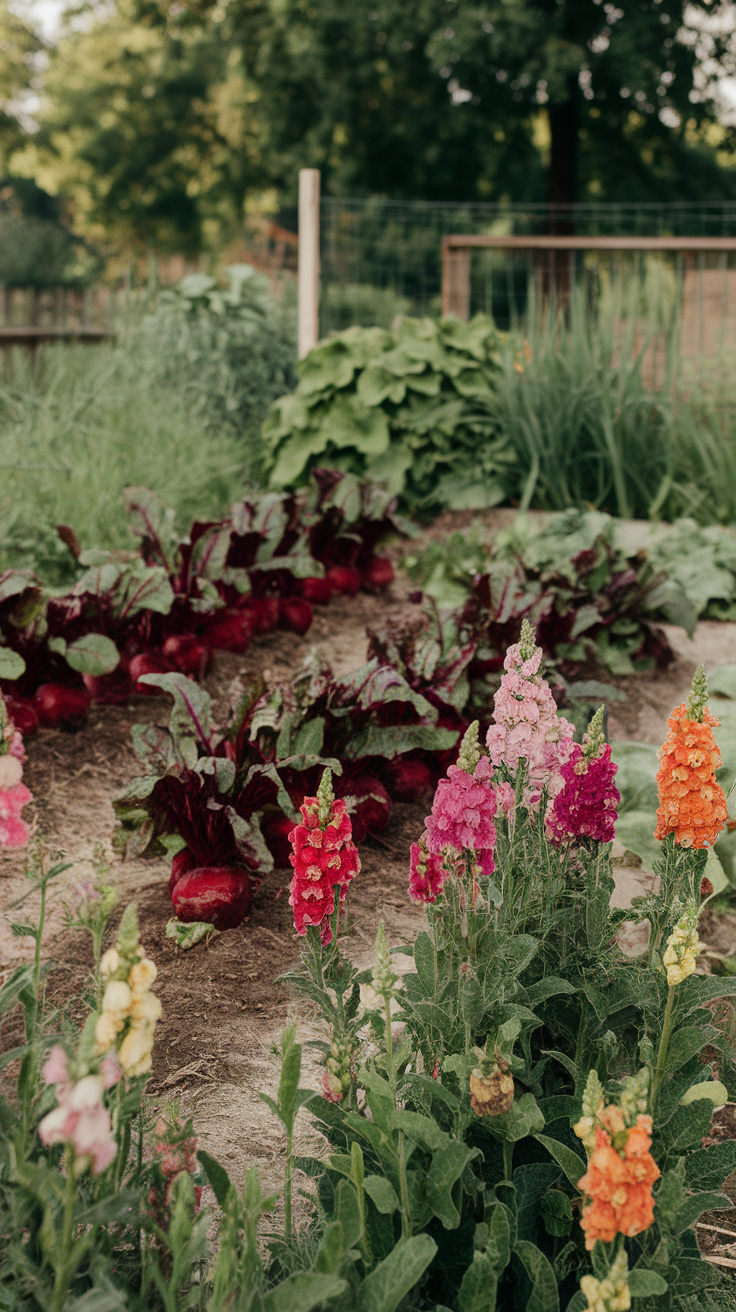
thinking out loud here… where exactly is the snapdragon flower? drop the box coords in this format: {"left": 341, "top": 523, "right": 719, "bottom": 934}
{"left": 425, "top": 722, "right": 497, "bottom": 873}
{"left": 546, "top": 707, "right": 620, "bottom": 846}
{"left": 486, "top": 621, "right": 575, "bottom": 810}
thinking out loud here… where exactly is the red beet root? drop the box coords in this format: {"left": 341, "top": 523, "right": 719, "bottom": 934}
{"left": 249, "top": 596, "right": 281, "bottom": 634}
{"left": 169, "top": 846, "right": 195, "bottom": 896}
{"left": 299, "top": 576, "right": 333, "bottom": 605}
{"left": 205, "top": 610, "right": 255, "bottom": 653}
{"left": 261, "top": 811, "right": 296, "bottom": 867}
{"left": 384, "top": 756, "right": 435, "bottom": 802}
{"left": 129, "top": 652, "right": 172, "bottom": 693}
{"left": 326, "top": 566, "right": 361, "bottom": 597}
{"left": 172, "top": 866, "right": 252, "bottom": 930}
{"left": 83, "top": 664, "right": 131, "bottom": 705}
{"left": 362, "top": 557, "right": 394, "bottom": 592}
{"left": 337, "top": 774, "right": 391, "bottom": 843}
{"left": 278, "top": 598, "right": 313, "bottom": 637}
{"left": 5, "top": 697, "right": 39, "bottom": 736}
{"left": 163, "top": 633, "right": 211, "bottom": 678}
{"left": 34, "top": 683, "right": 91, "bottom": 729}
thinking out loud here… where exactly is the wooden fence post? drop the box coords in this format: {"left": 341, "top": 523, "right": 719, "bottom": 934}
{"left": 298, "top": 168, "right": 320, "bottom": 359}
{"left": 441, "top": 237, "right": 471, "bottom": 320}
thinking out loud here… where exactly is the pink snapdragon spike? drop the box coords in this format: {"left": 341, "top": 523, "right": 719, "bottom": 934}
{"left": 38, "top": 1068, "right": 117, "bottom": 1175}
{"left": 425, "top": 721, "right": 497, "bottom": 872}
{"left": 546, "top": 706, "right": 620, "bottom": 847}
{"left": 409, "top": 831, "right": 447, "bottom": 903}
{"left": 486, "top": 619, "right": 575, "bottom": 810}
{"left": 0, "top": 696, "right": 32, "bottom": 849}
{"left": 288, "top": 768, "right": 360, "bottom": 945}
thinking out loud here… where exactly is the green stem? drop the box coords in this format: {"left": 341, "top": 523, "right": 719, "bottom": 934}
{"left": 52, "top": 1146, "right": 76, "bottom": 1312}
{"left": 397, "top": 1131, "right": 411, "bottom": 1238}
{"left": 384, "top": 996, "right": 395, "bottom": 1096}
{"left": 652, "top": 986, "right": 676, "bottom": 1104}
{"left": 503, "top": 1139, "right": 514, "bottom": 1185}
{"left": 284, "top": 1129, "right": 293, "bottom": 1243}
{"left": 32, "top": 877, "right": 47, "bottom": 1039}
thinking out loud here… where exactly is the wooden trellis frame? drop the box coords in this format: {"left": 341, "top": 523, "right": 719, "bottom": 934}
{"left": 441, "top": 233, "right": 736, "bottom": 320}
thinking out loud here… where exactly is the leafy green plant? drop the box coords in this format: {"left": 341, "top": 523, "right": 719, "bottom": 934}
{"left": 263, "top": 315, "right": 517, "bottom": 514}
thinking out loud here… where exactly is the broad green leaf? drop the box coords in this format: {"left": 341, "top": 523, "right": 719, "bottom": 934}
{"left": 672, "top": 1191, "right": 732, "bottom": 1236}
{"left": 335, "top": 1178, "right": 363, "bottom": 1249}
{"left": 685, "top": 1140, "right": 736, "bottom": 1189}
{"left": 513, "top": 1240, "right": 559, "bottom": 1312}
{"left": 166, "top": 919, "right": 218, "bottom": 949}
{"left": 627, "top": 1269, "right": 668, "bottom": 1297}
{"left": 263, "top": 1273, "right": 347, "bottom": 1312}
{"left": 345, "top": 724, "right": 458, "bottom": 760}
{"left": 65, "top": 633, "right": 120, "bottom": 676}
{"left": 363, "top": 1175, "right": 399, "bottom": 1215}
{"left": 488, "top": 1095, "right": 544, "bottom": 1143}
{"left": 533, "top": 1136, "right": 586, "bottom": 1190}
{"left": 356, "top": 1234, "right": 437, "bottom": 1312}
{"left": 457, "top": 1254, "right": 498, "bottom": 1312}
{"left": 524, "top": 978, "right": 576, "bottom": 1008}
{"left": 0, "top": 646, "right": 25, "bottom": 680}
{"left": 426, "top": 1141, "right": 475, "bottom": 1229}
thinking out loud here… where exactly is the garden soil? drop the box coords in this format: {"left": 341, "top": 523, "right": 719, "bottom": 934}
{"left": 2, "top": 522, "right": 736, "bottom": 1234}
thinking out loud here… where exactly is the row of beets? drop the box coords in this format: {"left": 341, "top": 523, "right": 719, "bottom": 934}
{"left": 135, "top": 582, "right": 633, "bottom": 931}
{"left": 0, "top": 471, "right": 400, "bottom": 735}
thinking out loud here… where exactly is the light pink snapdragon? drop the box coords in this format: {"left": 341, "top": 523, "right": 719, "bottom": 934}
{"left": 486, "top": 633, "right": 575, "bottom": 810}
{"left": 0, "top": 701, "right": 32, "bottom": 848}
{"left": 38, "top": 1045, "right": 117, "bottom": 1175}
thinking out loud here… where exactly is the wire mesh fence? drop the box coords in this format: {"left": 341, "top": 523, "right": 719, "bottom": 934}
{"left": 318, "top": 198, "right": 736, "bottom": 364}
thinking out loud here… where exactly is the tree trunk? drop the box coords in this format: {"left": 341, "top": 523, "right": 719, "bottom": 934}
{"left": 547, "top": 73, "right": 579, "bottom": 233}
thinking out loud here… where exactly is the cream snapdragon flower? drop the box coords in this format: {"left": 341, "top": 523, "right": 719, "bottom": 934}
{"left": 580, "top": 1251, "right": 631, "bottom": 1312}
{"left": 663, "top": 905, "right": 704, "bottom": 987}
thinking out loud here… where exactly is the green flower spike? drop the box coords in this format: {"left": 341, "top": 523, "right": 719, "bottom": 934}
{"left": 456, "top": 720, "right": 482, "bottom": 775}
{"left": 317, "top": 767, "right": 334, "bottom": 827}
{"left": 687, "top": 664, "right": 708, "bottom": 723}
{"left": 582, "top": 706, "right": 606, "bottom": 761}
{"left": 518, "top": 617, "right": 537, "bottom": 662}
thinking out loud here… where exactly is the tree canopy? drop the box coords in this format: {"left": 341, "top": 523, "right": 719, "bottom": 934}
{"left": 12, "top": 0, "right": 736, "bottom": 253}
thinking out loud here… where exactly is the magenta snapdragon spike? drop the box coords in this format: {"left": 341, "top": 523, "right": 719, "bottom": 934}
{"left": 486, "top": 619, "right": 575, "bottom": 810}
{"left": 409, "top": 831, "right": 447, "bottom": 903}
{"left": 288, "top": 768, "right": 360, "bottom": 944}
{"left": 546, "top": 706, "right": 620, "bottom": 847}
{"left": 425, "top": 722, "right": 497, "bottom": 873}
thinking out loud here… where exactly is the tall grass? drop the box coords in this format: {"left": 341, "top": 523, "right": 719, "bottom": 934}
{"left": 0, "top": 278, "right": 296, "bottom": 582}
{"left": 496, "top": 281, "right": 736, "bottom": 526}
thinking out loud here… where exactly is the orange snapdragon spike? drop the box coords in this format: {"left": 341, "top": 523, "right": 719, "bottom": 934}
{"left": 654, "top": 704, "right": 727, "bottom": 849}
{"left": 578, "top": 1116, "right": 660, "bottom": 1250}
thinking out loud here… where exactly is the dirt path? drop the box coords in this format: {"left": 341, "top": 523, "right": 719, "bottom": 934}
{"left": 2, "top": 559, "right": 736, "bottom": 1196}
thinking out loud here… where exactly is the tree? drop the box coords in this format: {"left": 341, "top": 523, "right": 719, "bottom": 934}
{"left": 22, "top": 0, "right": 736, "bottom": 255}
{"left": 426, "top": 0, "right": 736, "bottom": 211}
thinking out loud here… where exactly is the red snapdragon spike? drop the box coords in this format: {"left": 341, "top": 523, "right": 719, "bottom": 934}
{"left": 168, "top": 846, "right": 195, "bottom": 896}
{"left": 326, "top": 565, "right": 361, "bottom": 597}
{"left": 288, "top": 769, "right": 360, "bottom": 944}
{"left": 34, "top": 683, "right": 91, "bottom": 729}
{"left": 362, "top": 557, "right": 394, "bottom": 592}
{"left": 4, "top": 697, "right": 39, "bottom": 736}
{"left": 163, "top": 634, "right": 211, "bottom": 679}
{"left": 172, "top": 866, "right": 251, "bottom": 930}
{"left": 129, "top": 652, "right": 172, "bottom": 692}
{"left": 299, "top": 576, "right": 333, "bottom": 605}
{"left": 278, "top": 598, "right": 313, "bottom": 637}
